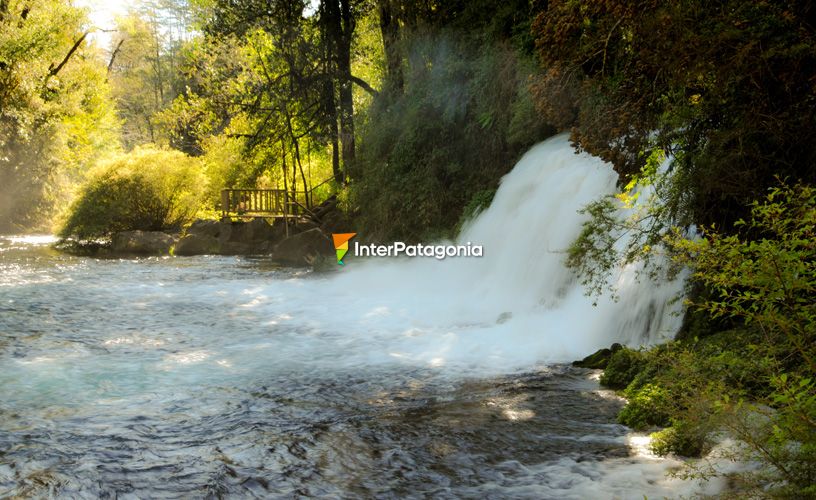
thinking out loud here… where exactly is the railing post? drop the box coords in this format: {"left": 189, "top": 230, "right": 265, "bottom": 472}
{"left": 221, "top": 189, "right": 229, "bottom": 218}
{"left": 283, "top": 189, "right": 289, "bottom": 238}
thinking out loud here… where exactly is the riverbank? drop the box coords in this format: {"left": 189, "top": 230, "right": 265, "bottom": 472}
{"left": 54, "top": 216, "right": 345, "bottom": 267}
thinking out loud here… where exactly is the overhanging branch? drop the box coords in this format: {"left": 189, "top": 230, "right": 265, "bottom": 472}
{"left": 350, "top": 75, "right": 378, "bottom": 97}
{"left": 47, "top": 31, "right": 88, "bottom": 79}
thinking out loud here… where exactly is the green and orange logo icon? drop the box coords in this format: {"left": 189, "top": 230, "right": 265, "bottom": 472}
{"left": 332, "top": 233, "right": 356, "bottom": 266}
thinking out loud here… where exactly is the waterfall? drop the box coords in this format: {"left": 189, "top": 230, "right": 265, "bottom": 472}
{"left": 321, "top": 134, "right": 685, "bottom": 372}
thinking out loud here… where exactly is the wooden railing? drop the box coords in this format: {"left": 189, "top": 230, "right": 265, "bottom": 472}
{"left": 220, "top": 178, "right": 335, "bottom": 221}
{"left": 221, "top": 189, "right": 302, "bottom": 217}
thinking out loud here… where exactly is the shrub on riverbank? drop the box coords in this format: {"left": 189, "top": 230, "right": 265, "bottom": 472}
{"left": 601, "top": 183, "right": 816, "bottom": 496}
{"left": 59, "top": 147, "right": 207, "bottom": 240}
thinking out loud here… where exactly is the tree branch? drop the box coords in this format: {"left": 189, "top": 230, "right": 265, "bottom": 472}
{"left": 350, "top": 75, "right": 379, "bottom": 97}
{"left": 107, "top": 39, "right": 125, "bottom": 76}
{"left": 47, "top": 31, "right": 89, "bottom": 79}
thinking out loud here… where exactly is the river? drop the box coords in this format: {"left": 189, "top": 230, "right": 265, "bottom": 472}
{"left": 1, "top": 137, "right": 723, "bottom": 498}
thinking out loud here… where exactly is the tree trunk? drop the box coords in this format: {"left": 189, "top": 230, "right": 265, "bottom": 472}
{"left": 377, "top": 0, "right": 403, "bottom": 92}
{"left": 319, "top": 0, "right": 343, "bottom": 184}
{"left": 322, "top": 0, "right": 355, "bottom": 184}
{"left": 338, "top": 0, "right": 355, "bottom": 173}
{"left": 281, "top": 138, "right": 290, "bottom": 235}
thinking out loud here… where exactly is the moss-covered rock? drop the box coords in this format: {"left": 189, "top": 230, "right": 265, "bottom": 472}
{"left": 599, "top": 347, "right": 646, "bottom": 389}
{"left": 572, "top": 343, "right": 623, "bottom": 369}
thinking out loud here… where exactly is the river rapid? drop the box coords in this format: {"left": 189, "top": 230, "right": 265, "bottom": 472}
{"left": 1, "top": 137, "right": 723, "bottom": 498}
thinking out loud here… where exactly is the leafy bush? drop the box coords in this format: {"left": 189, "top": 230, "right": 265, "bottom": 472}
{"left": 669, "top": 184, "right": 816, "bottom": 494}
{"left": 618, "top": 383, "right": 671, "bottom": 430}
{"left": 457, "top": 188, "right": 497, "bottom": 230}
{"left": 532, "top": 0, "right": 816, "bottom": 237}
{"left": 59, "top": 147, "right": 207, "bottom": 240}
{"left": 649, "top": 422, "right": 709, "bottom": 458}
{"left": 600, "top": 184, "right": 816, "bottom": 495}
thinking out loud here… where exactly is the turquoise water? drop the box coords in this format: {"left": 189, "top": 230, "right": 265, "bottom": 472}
{"left": 0, "top": 235, "right": 722, "bottom": 498}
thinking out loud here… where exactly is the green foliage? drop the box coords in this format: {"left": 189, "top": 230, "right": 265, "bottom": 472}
{"left": 457, "top": 188, "right": 496, "bottom": 230}
{"left": 565, "top": 150, "right": 687, "bottom": 297}
{"left": 108, "top": 7, "right": 194, "bottom": 149}
{"left": 1, "top": 0, "right": 120, "bottom": 232}
{"left": 649, "top": 422, "right": 708, "bottom": 458}
{"left": 671, "top": 183, "right": 816, "bottom": 373}
{"left": 599, "top": 347, "right": 646, "bottom": 389}
{"left": 600, "top": 184, "right": 816, "bottom": 496}
{"left": 532, "top": 0, "right": 816, "bottom": 232}
{"left": 155, "top": 92, "right": 219, "bottom": 156}
{"left": 352, "top": 36, "right": 553, "bottom": 241}
{"left": 199, "top": 134, "right": 247, "bottom": 208}
{"left": 669, "top": 183, "right": 816, "bottom": 494}
{"left": 618, "top": 383, "right": 671, "bottom": 430}
{"left": 59, "top": 147, "right": 207, "bottom": 240}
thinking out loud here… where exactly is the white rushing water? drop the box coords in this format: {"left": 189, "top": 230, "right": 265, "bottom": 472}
{"left": 316, "top": 134, "right": 685, "bottom": 374}
{"left": 0, "top": 135, "right": 712, "bottom": 498}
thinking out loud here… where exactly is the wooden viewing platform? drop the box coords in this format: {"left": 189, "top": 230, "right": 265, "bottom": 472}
{"left": 220, "top": 188, "right": 307, "bottom": 219}
{"left": 220, "top": 178, "right": 334, "bottom": 221}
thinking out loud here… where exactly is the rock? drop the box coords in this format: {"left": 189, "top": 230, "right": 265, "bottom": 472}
{"left": 173, "top": 219, "right": 223, "bottom": 256}
{"left": 174, "top": 218, "right": 288, "bottom": 256}
{"left": 291, "top": 219, "right": 319, "bottom": 233}
{"left": 221, "top": 217, "right": 279, "bottom": 244}
{"left": 186, "top": 219, "right": 223, "bottom": 239}
{"left": 319, "top": 207, "right": 354, "bottom": 236}
{"left": 271, "top": 228, "right": 334, "bottom": 266}
{"left": 572, "top": 343, "right": 623, "bottom": 369}
{"left": 111, "top": 230, "right": 176, "bottom": 255}
{"left": 174, "top": 232, "right": 220, "bottom": 256}
{"left": 311, "top": 195, "right": 337, "bottom": 220}
{"left": 218, "top": 218, "right": 285, "bottom": 255}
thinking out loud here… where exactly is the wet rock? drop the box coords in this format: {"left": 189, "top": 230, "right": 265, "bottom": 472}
{"left": 572, "top": 343, "right": 623, "bottom": 369}
{"left": 174, "top": 218, "right": 288, "bottom": 256}
{"left": 174, "top": 232, "right": 220, "bottom": 256}
{"left": 271, "top": 228, "right": 334, "bottom": 266}
{"left": 174, "top": 219, "right": 223, "bottom": 255}
{"left": 221, "top": 218, "right": 278, "bottom": 244}
{"left": 218, "top": 218, "right": 286, "bottom": 255}
{"left": 186, "top": 219, "right": 222, "bottom": 239}
{"left": 111, "top": 230, "right": 176, "bottom": 255}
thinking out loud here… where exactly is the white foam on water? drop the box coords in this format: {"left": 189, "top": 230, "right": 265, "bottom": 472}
{"left": 292, "top": 134, "right": 686, "bottom": 374}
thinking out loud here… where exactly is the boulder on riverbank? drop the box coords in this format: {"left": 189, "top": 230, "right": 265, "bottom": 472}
{"left": 174, "top": 218, "right": 287, "bottom": 256}
{"left": 271, "top": 228, "right": 334, "bottom": 266}
{"left": 173, "top": 220, "right": 220, "bottom": 255}
{"left": 111, "top": 230, "right": 176, "bottom": 255}
{"left": 572, "top": 343, "right": 624, "bottom": 369}
{"left": 172, "top": 218, "right": 334, "bottom": 264}
{"left": 104, "top": 217, "right": 337, "bottom": 264}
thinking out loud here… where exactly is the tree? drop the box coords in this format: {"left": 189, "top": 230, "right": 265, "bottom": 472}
{"left": 201, "top": 0, "right": 377, "bottom": 184}
{"left": 532, "top": 0, "right": 816, "bottom": 230}
{"left": 1, "top": 0, "right": 119, "bottom": 231}
{"left": 108, "top": 5, "right": 193, "bottom": 148}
